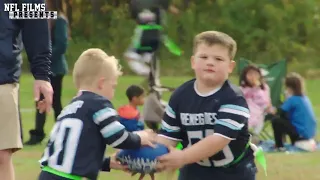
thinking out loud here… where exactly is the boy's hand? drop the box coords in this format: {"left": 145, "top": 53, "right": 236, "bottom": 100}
{"left": 110, "top": 153, "right": 129, "bottom": 171}
{"left": 157, "top": 146, "right": 186, "bottom": 171}
{"left": 135, "top": 129, "right": 157, "bottom": 147}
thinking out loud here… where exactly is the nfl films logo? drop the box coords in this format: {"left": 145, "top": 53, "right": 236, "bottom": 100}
{"left": 4, "top": 3, "right": 57, "bottom": 19}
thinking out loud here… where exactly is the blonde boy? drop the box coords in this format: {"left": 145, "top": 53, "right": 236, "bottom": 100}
{"left": 156, "top": 31, "right": 257, "bottom": 180}
{"left": 38, "top": 48, "right": 155, "bottom": 180}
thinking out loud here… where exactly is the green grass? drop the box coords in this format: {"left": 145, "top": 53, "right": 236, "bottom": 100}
{"left": 15, "top": 74, "right": 320, "bottom": 180}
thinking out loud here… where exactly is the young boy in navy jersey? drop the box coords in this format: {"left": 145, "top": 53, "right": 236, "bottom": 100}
{"left": 155, "top": 31, "right": 257, "bottom": 180}
{"left": 38, "top": 49, "right": 155, "bottom": 180}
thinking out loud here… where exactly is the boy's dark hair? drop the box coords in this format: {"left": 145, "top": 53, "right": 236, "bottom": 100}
{"left": 285, "top": 72, "right": 305, "bottom": 96}
{"left": 126, "top": 85, "right": 145, "bottom": 101}
{"left": 240, "top": 64, "right": 266, "bottom": 90}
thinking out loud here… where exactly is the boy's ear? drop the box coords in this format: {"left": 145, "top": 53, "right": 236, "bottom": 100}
{"left": 97, "top": 77, "right": 105, "bottom": 90}
{"left": 131, "top": 96, "right": 138, "bottom": 102}
{"left": 228, "top": 60, "right": 236, "bottom": 73}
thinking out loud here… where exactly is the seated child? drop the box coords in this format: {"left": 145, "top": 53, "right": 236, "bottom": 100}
{"left": 271, "top": 72, "right": 317, "bottom": 151}
{"left": 240, "top": 65, "right": 273, "bottom": 135}
{"left": 37, "top": 49, "right": 155, "bottom": 180}
{"left": 118, "top": 85, "right": 145, "bottom": 132}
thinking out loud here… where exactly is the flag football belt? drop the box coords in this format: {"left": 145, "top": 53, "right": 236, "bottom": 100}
{"left": 42, "top": 166, "right": 85, "bottom": 180}
{"left": 222, "top": 141, "right": 251, "bottom": 168}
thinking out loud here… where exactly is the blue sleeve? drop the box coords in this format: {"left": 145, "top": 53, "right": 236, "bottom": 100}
{"left": 158, "top": 90, "right": 183, "bottom": 141}
{"left": 281, "top": 97, "right": 293, "bottom": 112}
{"left": 137, "top": 121, "right": 145, "bottom": 130}
{"left": 21, "top": 0, "right": 51, "bottom": 81}
{"left": 214, "top": 96, "right": 250, "bottom": 140}
{"left": 93, "top": 106, "right": 141, "bottom": 149}
{"left": 52, "top": 17, "right": 68, "bottom": 58}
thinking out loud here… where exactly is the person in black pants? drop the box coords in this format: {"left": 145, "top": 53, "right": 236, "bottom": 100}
{"left": 271, "top": 73, "right": 317, "bottom": 151}
{"left": 271, "top": 111, "right": 303, "bottom": 150}
{"left": 25, "top": 0, "right": 69, "bottom": 145}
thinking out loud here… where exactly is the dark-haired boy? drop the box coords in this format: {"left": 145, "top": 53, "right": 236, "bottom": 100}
{"left": 118, "top": 85, "right": 145, "bottom": 132}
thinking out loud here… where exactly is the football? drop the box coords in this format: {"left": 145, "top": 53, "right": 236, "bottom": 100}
{"left": 116, "top": 143, "right": 169, "bottom": 173}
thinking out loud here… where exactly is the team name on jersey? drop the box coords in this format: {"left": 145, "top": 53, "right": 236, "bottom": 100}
{"left": 57, "top": 100, "right": 84, "bottom": 119}
{"left": 180, "top": 112, "right": 218, "bottom": 126}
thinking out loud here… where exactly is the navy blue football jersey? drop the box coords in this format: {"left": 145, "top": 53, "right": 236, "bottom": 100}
{"left": 159, "top": 79, "right": 254, "bottom": 169}
{"left": 39, "top": 91, "right": 141, "bottom": 180}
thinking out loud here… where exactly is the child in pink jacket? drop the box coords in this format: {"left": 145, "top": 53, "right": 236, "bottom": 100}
{"left": 240, "top": 65, "right": 274, "bottom": 135}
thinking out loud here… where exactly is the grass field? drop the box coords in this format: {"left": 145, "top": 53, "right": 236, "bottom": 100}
{"left": 15, "top": 74, "right": 320, "bottom": 180}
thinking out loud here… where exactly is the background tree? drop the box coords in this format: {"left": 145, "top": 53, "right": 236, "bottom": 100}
{"left": 23, "top": 0, "right": 320, "bottom": 76}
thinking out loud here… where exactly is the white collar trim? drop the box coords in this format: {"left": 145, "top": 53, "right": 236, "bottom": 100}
{"left": 193, "top": 81, "right": 222, "bottom": 97}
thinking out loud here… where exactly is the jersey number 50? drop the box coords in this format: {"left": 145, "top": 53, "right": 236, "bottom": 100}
{"left": 40, "top": 118, "right": 83, "bottom": 173}
{"left": 187, "top": 129, "right": 234, "bottom": 167}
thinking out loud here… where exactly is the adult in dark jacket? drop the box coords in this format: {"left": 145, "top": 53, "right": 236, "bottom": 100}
{"left": 25, "top": 0, "right": 69, "bottom": 145}
{"left": 0, "top": 0, "right": 53, "bottom": 179}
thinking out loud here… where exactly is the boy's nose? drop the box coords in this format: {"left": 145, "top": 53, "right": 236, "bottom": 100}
{"left": 206, "top": 61, "right": 214, "bottom": 67}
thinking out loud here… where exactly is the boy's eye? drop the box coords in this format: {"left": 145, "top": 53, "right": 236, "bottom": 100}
{"left": 199, "top": 56, "right": 207, "bottom": 59}
{"left": 215, "top": 57, "right": 223, "bottom": 61}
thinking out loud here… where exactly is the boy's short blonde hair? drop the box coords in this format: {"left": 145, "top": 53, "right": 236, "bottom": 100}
{"left": 193, "top": 31, "right": 237, "bottom": 59}
{"left": 73, "top": 48, "right": 122, "bottom": 88}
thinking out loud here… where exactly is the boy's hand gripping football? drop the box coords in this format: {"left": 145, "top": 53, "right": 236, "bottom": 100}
{"left": 131, "top": 145, "right": 179, "bottom": 180}
{"left": 109, "top": 153, "right": 129, "bottom": 171}
{"left": 135, "top": 129, "right": 157, "bottom": 147}
{"left": 157, "top": 146, "right": 185, "bottom": 171}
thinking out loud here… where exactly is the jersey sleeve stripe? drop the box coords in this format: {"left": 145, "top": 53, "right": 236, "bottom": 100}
{"left": 220, "top": 104, "right": 249, "bottom": 113}
{"left": 161, "top": 120, "right": 180, "bottom": 132}
{"left": 93, "top": 107, "right": 118, "bottom": 124}
{"left": 216, "top": 119, "right": 244, "bottom": 130}
{"left": 157, "top": 134, "right": 182, "bottom": 141}
{"left": 165, "top": 105, "right": 176, "bottom": 119}
{"left": 218, "top": 119, "right": 245, "bottom": 129}
{"left": 218, "top": 108, "right": 250, "bottom": 118}
{"left": 100, "top": 121, "right": 125, "bottom": 138}
{"left": 110, "top": 131, "right": 129, "bottom": 147}
{"left": 213, "top": 133, "right": 236, "bottom": 140}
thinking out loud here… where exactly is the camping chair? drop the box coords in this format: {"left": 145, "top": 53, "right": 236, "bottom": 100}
{"left": 238, "top": 58, "right": 287, "bottom": 140}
